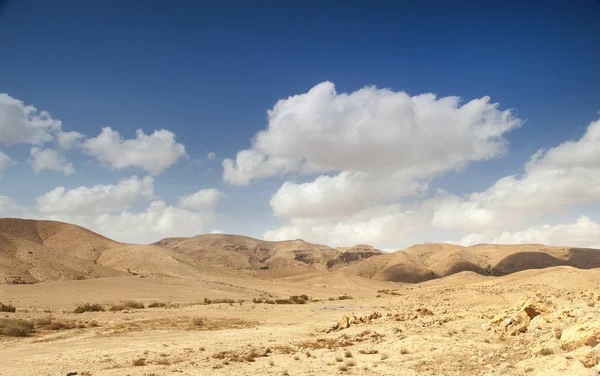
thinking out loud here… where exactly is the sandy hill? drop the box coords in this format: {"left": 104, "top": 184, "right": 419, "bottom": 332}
{"left": 340, "top": 242, "right": 600, "bottom": 283}
{"left": 0, "top": 218, "right": 214, "bottom": 284}
{"left": 153, "top": 234, "right": 383, "bottom": 270}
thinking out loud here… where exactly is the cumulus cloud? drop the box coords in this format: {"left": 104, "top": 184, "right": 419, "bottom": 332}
{"left": 57, "top": 131, "right": 84, "bottom": 149}
{"left": 459, "top": 216, "right": 600, "bottom": 249}
{"left": 432, "top": 119, "right": 600, "bottom": 232}
{"left": 0, "top": 93, "right": 62, "bottom": 146}
{"left": 82, "top": 127, "right": 187, "bottom": 175}
{"left": 207, "top": 152, "right": 216, "bottom": 160}
{"left": 225, "top": 82, "right": 520, "bottom": 219}
{"left": 0, "top": 195, "right": 26, "bottom": 217}
{"left": 37, "top": 175, "right": 154, "bottom": 216}
{"left": 82, "top": 201, "right": 215, "bottom": 244}
{"left": 28, "top": 147, "right": 75, "bottom": 175}
{"left": 264, "top": 204, "right": 429, "bottom": 247}
{"left": 28, "top": 177, "right": 224, "bottom": 243}
{"left": 177, "top": 188, "right": 224, "bottom": 210}
{"left": 0, "top": 151, "right": 16, "bottom": 173}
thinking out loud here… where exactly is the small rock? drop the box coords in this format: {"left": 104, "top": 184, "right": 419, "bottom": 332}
{"left": 481, "top": 323, "right": 491, "bottom": 331}
{"left": 561, "top": 323, "right": 600, "bottom": 351}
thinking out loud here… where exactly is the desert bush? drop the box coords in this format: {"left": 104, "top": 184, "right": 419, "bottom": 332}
{"left": 73, "top": 303, "right": 104, "bottom": 313}
{"left": 36, "top": 316, "right": 53, "bottom": 326}
{"left": 400, "top": 348, "right": 409, "bottom": 355}
{"left": 359, "top": 349, "right": 378, "bottom": 354}
{"left": 192, "top": 317, "right": 205, "bottom": 326}
{"left": 337, "top": 295, "right": 353, "bottom": 300}
{"left": 147, "top": 302, "right": 167, "bottom": 308}
{"left": 155, "top": 358, "right": 170, "bottom": 365}
{"left": 338, "top": 364, "right": 348, "bottom": 372}
{"left": 345, "top": 359, "right": 356, "bottom": 367}
{"left": 109, "top": 304, "right": 126, "bottom": 312}
{"left": 132, "top": 358, "right": 146, "bottom": 366}
{"left": 335, "top": 355, "right": 343, "bottom": 362}
{"left": 0, "top": 303, "right": 16, "bottom": 313}
{"left": 48, "top": 321, "right": 76, "bottom": 330}
{"left": 275, "top": 299, "right": 292, "bottom": 304}
{"left": 0, "top": 318, "right": 34, "bottom": 336}
{"left": 344, "top": 350, "right": 353, "bottom": 358}
{"left": 89, "top": 320, "right": 99, "bottom": 327}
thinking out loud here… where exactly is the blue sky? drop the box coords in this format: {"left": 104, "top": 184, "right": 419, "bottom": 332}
{"left": 1, "top": 1, "right": 599, "bottom": 249}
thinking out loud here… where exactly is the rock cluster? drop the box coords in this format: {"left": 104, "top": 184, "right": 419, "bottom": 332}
{"left": 327, "top": 312, "right": 382, "bottom": 332}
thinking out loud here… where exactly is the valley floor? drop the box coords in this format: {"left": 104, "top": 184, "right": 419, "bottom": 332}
{"left": 1, "top": 267, "right": 600, "bottom": 376}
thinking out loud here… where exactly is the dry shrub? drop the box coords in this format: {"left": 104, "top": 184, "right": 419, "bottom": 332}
{"left": 338, "top": 364, "right": 349, "bottom": 372}
{"left": 400, "top": 348, "right": 409, "bottom": 355}
{"left": 148, "top": 302, "right": 167, "bottom": 308}
{"left": 335, "top": 355, "right": 343, "bottom": 362}
{"left": 155, "top": 358, "right": 171, "bottom": 365}
{"left": 36, "top": 316, "right": 53, "bottom": 326}
{"left": 359, "top": 349, "right": 378, "bottom": 354}
{"left": 212, "top": 347, "right": 268, "bottom": 363}
{"left": 337, "top": 295, "right": 353, "bottom": 300}
{"left": 0, "top": 318, "right": 34, "bottom": 336}
{"left": 89, "top": 321, "right": 99, "bottom": 327}
{"left": 344, "top": 350, "right": 353, "bottom": 358}
{"left": 110, "top": 301, "right": 145, "bottom": 311}
{"left": 204, "top": 298, "right": 239, "bottom": 305}
{"left": 345, "top": 359, "right": 356, "bottom": 367}
{"left": 48, "top": 321, "right": 76, "bottom": 330}
{"left": 74, "top": 303, "right": 104, "bottom": 313}
{"left": 192, "top": 317, "right": 205, "bottom": 326}
{"left": 0, "top": 303, "right": 16, "bottom": 313}
{"left": 132, "top": 358, "right": 146, "bottom": 366}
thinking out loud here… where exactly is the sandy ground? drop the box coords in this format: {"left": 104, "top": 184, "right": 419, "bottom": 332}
{"left": 2, "top": 267, "right": 600, "bottom": 376}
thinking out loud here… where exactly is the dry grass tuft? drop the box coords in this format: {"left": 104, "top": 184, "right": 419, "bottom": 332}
{"left": 345, "top": 359, "right": 356, "bottom": 367}
{"left": 344, "top": 350, "right": 353, "bottom": 358}
{"left": 132, "top": 358, "right": 146, "bottom": 366}
{"left": 192, "top": 317, "right": 205, "bottom": 326}
{"left": 335, "top": 355, "right": 343, "bottom": 362}
{"left": 74, "top": 303, "right": 104, "bottom": 313}
{"left": 0, "top": 303, "right": 16, "bottom": 312}
{"left": 0, "top": 318, "right": 34, "bottom": 336}
{"left": 400, "top": 348, "right": 409, "bottom": 355}
{"left": 359, "top": 349, "right": 378, "bottom": 354}
{"left": 109, "top": 300, "right": 145, "bottom": 311}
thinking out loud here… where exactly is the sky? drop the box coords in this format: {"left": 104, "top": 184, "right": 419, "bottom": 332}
{"left": 1, "top": 0, "right": 599, "bottom": 250}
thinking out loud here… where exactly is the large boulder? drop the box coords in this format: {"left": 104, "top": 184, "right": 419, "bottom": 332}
{"left": 561, "top": 323, "right": 600, "bottom": 351}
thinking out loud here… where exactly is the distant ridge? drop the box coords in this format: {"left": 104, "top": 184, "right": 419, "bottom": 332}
{"left": 1, "top": 217, "right": 599, "bottom": 284}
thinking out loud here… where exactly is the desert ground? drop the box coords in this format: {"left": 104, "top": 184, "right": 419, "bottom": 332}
{"left": 1, "top": 218, "right": 600, "bottom": 376}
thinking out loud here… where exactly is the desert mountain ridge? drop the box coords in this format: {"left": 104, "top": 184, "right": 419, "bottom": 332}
{"left": 1, "top": 217, "right": 599, "bottom": 284}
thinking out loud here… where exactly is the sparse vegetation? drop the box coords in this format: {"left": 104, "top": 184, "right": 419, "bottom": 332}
{"left": 0, "top": 318, "right": 34, "bottom": 336}
{"left": 0, "top": 303, "right": 16, "bottom": 313}
{"left": 344, "top": 350, "right": 353, "bottom": 358}
{"left": 252, "top": 295, "right": 311, "bottom": 305}
{"left": 269, "top": 359, "right": 275, "bottom": 366}
{"left": 192, "top": 317, "right": 205, "bottom": 326}
{"left": 400, "top": 348, "right": 409, "bottom": 355}
{"left": 147, "top": 302, "right": 167, "bottom": 308}
{"left": 359, "top": 349, "right": 378, "bottom": 354}
{"left": 109, "top": 300, "right": 145, "bottom": 311}
{"left": 345, "top": 359, "right": 356, "bottom": 367}
{"left": 48, "top": 320, "right": 76, "bottom": 330}
{"left": 156, "top": 358, "right": 171, "bottom": 365}
{"left": 132, "top": 358, "right": 146, "bottom": 366}
{"left": 74, "top": 303, "right": 104, "bottom": 313}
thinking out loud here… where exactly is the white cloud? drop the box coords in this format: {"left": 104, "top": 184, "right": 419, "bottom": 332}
{"left": 209, "top": 229, "right": 224, "bottom": 234}
{"left": 207, "top": 152, "right": 216, "bottom": 160}
{"left": 0, "top": 93, "right": 63, "bottom": 146}
{"left": 264, "top": 204, "right": 428, "bottom": 247}
{"left": 459, "top": 216, "right": 600, "bottom": 249}
{"left": 0, "top": 151, "right": 16, "bottom": 173}
{"left": 432, "top": 119, "right": 600, "bottom": 232}
{"left": 28, "top": 147, "right": 75, "bottom": 175}
{"left": 37, "top": 175, "right": 154, "bottom": 216}
{"left": 84, "top": 201, "right": 215, "bottom": 244}
{"left": 0, "top": 195, "right": 26, "bottom": 217}
{"left": 82, "top": 127, "right": 187, "bottom": 175}
{"left": 224, "top": 81, "right": 520, "bottom": 185}
{"left": 177, "top": 188, "right": 224, "bottom": 210}
{"left": 225, "top": 82, "right": 520, "bottom": 220}
{"left": 57, "top": 131, "right": 84, "bottom": 149}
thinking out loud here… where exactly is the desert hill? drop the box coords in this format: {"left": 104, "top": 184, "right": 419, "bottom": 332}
{"left": 1, "top": 218, "right": 600, "bottom": 285}
{"left": 153, "top": 234, "right": 383, "bottom": 270}
{"left": 340, "top": 242, "right": 600, "bottom": 282}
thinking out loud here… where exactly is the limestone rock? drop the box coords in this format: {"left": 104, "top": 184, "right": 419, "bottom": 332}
{"left": 561, "top": 323, "right": 600, "bottom": 351}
